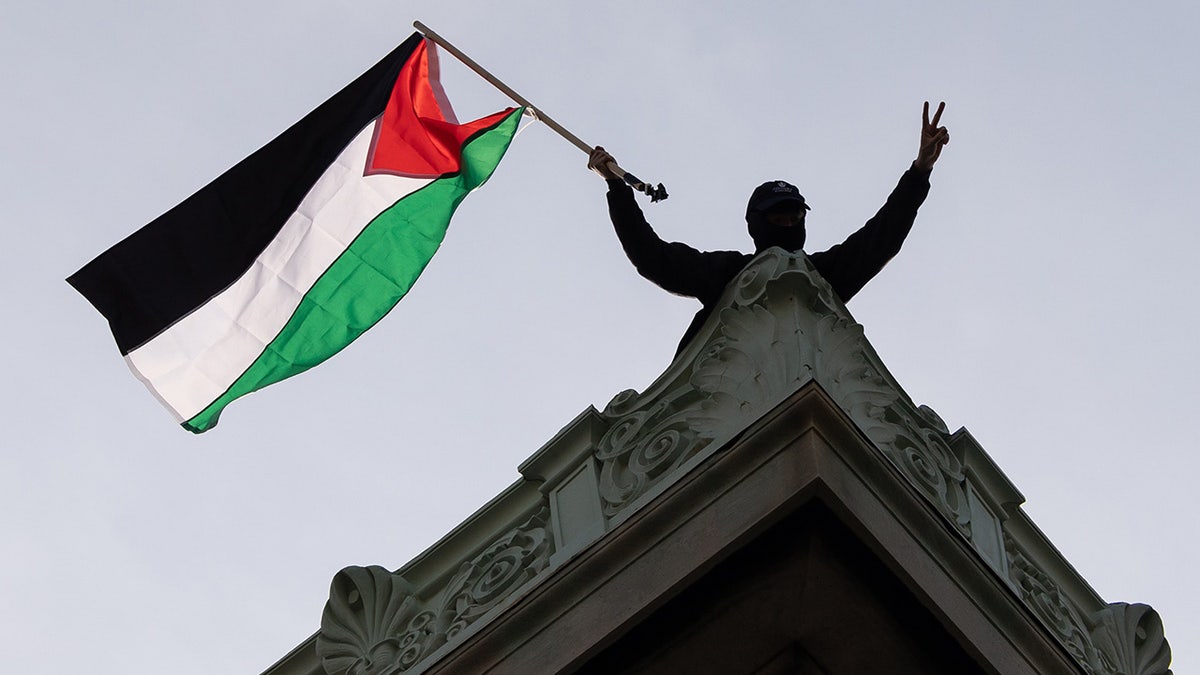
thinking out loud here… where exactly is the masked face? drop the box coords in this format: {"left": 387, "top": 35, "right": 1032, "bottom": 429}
{"left": 747, "top": 204, "right": 807, "bottom": 252}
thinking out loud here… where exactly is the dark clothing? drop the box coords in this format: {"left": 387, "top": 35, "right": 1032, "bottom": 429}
{"left": 605, "top": 166, "right": 932, "bottom": 354}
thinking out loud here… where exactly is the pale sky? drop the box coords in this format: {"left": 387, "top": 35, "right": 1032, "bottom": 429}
{"left": 3, "top": 2, "right": 1196, "bottom": 672}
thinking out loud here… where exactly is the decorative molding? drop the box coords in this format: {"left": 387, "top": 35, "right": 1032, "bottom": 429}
{"left": 1005, "top": 530, "right": 1097, "bottom": 667}
{"left": 310, "top": 247, "right": 1171, "bottom": 675}
{"left": 1090, "top": 603, "right": 1172, "bottom": 675}
{"left": 593, "top": 248, "right": 1170, "bottom": 674}
{"left": 594, "top": 249, "right": 970, "bottom": 536}
{"left": 1005, "top": 532, "right": 1173, "bottom": 675}
{"left": 317, "top": 566, "right": 424, "bottom": 675}
{"left": 316, "top": 507, "right": 553, "bottom": 675}
{"left": 869, "top": 400, "right": 971, "bottom": 538}
{"left": 596, "top": 387, "right": 709, "bottom": 516}
{"left": 437, "top": 508, "right": 553, "bottom": 642}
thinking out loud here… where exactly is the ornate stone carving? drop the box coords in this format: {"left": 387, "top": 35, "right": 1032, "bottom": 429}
{"left": 437, "top": 508, "right": 554, "bottom": 641}
{"left": 588, "top": 248, "right": 1175, "bottom": 672}
{"left": 596, "top": 251, "right": 847, "bottom": 513}
{"left": 871, "top": 403, "right": 971, "bottom": 537}
{"left": 589, "top": 247, "right": 1179, "bottom": 672}
{"left": 317, "top": 566, "right": 427, "bottom": 675}
{"left": 1090, "top": 603, "right": 1172, "bottom": 675}
{"left": 316, "top": 246, "right": 1171, "bottom": 675}
{"left": 1005, "top": 533, "right": 1172, "bottom": 674}
{"left": 594, "top": 248, "right": 970, "bottom": 534}
{"left": 1004, "top": 532, "right": 1098, "bottom": 667}
{"left": 316, "top": 507, "right": 554, "bottom": 674}
{"left": 596, "top": 389, "right": 708, "bottom": 515}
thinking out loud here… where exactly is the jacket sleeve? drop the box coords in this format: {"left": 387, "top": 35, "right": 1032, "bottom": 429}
{"left": 811, "top": 165, "right": 932, "bottom": 302}
{"left": 606, "top": 179, "right": 726, "bottom": 301}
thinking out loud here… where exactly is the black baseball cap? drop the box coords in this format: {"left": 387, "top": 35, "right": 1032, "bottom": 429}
{"left": 746, "top": 180, "right": 810, "bottom": 217}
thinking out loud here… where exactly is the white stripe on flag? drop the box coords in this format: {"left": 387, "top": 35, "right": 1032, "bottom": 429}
{"left": 125, "top": 121, "right": 434, "bottom": 421}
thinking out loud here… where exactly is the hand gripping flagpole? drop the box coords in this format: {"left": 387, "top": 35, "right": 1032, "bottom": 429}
{"left": 414, "top": 21, "right": 668, "bottom": 202}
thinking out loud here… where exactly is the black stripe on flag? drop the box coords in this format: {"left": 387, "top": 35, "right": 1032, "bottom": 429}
{"left": 68, "top": 33, "right": 423, "bottom": 355}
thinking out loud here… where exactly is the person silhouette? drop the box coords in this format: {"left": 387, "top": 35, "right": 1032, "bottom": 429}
{"left": 589, "top": 102, "right": 949, "bottom": 355}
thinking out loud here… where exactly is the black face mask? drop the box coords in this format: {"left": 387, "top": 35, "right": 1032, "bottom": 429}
{"left": 747, "top": 211, "right": 806, "bottom": 253}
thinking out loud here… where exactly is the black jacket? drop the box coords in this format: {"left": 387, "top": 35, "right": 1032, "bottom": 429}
{"left": 605, "top": 166, "right": 932, "bottom": 354}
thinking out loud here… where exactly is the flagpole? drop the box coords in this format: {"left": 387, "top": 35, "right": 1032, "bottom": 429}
{"left": 413, "top": 21, "right": 668, "bottom": 202}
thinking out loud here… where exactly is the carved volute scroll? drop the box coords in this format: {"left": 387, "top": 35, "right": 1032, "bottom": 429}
{"left": 595, "top": 389, "right": 707, "bottom": 516}
{"left": 316, "top": 507, "right": 553, "bottom": 675}
{"left": 435, "top": 508, "right": 553, "bottom": 642}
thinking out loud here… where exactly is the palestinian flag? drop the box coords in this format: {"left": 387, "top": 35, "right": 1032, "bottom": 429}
{"left": 68, "top": 33, "right": 523, "bottom": 433}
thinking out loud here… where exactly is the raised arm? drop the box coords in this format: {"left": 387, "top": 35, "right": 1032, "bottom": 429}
{"left": 589, "top": 146, "right": 732, "bottom": 301}
{"left": 810, "top": 102, "right": 948, "bottom": 301}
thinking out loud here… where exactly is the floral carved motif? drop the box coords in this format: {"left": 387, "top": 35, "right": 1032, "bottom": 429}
{"left": 437, "top": 508, "right": 553, "bottom": 641}
{"left": 316, "top": 507, "right": 553, "bottom": 674}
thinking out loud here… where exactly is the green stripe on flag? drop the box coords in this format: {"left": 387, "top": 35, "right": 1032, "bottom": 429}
{"left": 184, "top": 109, "right": 522, "bottom": 433}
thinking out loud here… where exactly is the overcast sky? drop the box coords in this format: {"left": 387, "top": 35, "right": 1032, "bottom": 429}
{"left": 3, "top": 2, "right": 1196, "bottom": 672}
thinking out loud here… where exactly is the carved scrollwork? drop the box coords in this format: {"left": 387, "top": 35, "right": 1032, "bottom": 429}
{"left": 316, "top": 508, "right": 554, "bottom": 675}
{"left": 435, "top": 507, "right": 554, "bottom": 640}
{"left": 596, "top": 392, "right": 708, "bottom": 515}
{"left": 596, "top": 251, "right": 887, "bottom": 514}
{"left": 1003, "top": 534, "right": 1174, "bottom": 674}
{"left": 587, "top": 247, "right": 1172, "bottom": 675}
{"left": 873, "top": 403, "right": 971, "bottom": 536}
{"left": 308, "top": 241, "right": 1177, "bottom": 675}
{"left": 602, "top": 388, "right": 641, "bottom": 417}
{"left": 594, "top": 248, "right": 968, "bottom": 527}
{"left": 1004, "top": 534, "right": 1094, "bottom": 665}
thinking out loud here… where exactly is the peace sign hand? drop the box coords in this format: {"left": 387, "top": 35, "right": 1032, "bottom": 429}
{"left": 916, "top": 101, "right": 950, "bottom": 170}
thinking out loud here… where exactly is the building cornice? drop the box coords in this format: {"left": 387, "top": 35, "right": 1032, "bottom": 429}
{"left": 264, "top": 249, "right": 1171, "bottom": 675}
